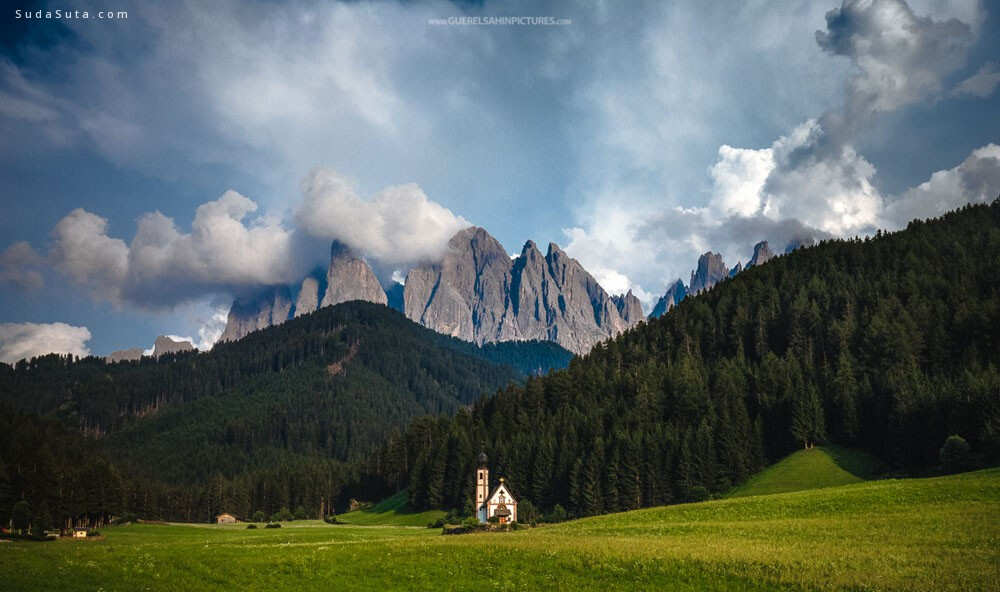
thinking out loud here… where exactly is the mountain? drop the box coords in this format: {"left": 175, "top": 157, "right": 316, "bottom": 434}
{"left": 650, "top": 279, "right": 687, "bottom": 318}
{"left": 107, "top": 347, "right": 144, "bottom": 363}
{"left": 748, "top": 240, "right": 775, "bottom": 267}
{"left": 404, "top": 229, "right": 642, "bottom": 354}
{"left": 361, "top": 200, "right": 1000, "bottom": 517}
{"left": 106, "top": 335, "right": 196, "bottom": 362}
{"left": 0, "top": 301, "right": 572, "bottom": 523}
{"left": 689, "top": 251, "right": 729, "bottom": 294}
{"left": 219, "top": 231, "right": 638, "bottom": 355}
{"left": 321, "top": 240, "right": 388, "bottom": 308}
{"left": 152, "top": 335, "right": 195, "bottom": 357}
{"left": 219, "top": 286, "right": 293, "bottom": 343}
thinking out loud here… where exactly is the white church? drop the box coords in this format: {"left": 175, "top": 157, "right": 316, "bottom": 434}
{"left": 475, "top": 451, "right": 518, "bottom": 524}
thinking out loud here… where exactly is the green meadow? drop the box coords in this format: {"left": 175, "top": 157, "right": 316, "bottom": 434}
{"left": 1, "top": 468, "right": 997, "bottom": 591}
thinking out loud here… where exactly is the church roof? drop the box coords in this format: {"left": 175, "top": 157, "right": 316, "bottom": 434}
{"left": 486, "top": 479, "right": 516, "bottom": 504}
{"left": 477, "top": 451, "right": 488, "bottom": 465}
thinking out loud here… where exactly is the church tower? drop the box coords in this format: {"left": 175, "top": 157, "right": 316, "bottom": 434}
{"left": 475, "top": 451, "right": 489, "bottom": 522}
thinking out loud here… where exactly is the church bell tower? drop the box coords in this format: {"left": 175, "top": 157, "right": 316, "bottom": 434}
{"left": 475, "top": 451, "right": 489, "bottom": 522}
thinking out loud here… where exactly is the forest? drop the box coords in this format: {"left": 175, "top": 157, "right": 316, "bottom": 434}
{"left": 356, "top": 200, "right": 1000, "bottom": 518}
{"left": 0, "top": 304, "right": 569, "bottom": 527}
{"left": 1, "top": 200, "right": 998, "bottom": 529}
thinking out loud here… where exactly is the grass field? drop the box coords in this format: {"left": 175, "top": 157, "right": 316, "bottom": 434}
{"left": 1, "top": 469, "right": 997, "bottom": 591}
{"left": 336, "top": 490, "right": 446, "bottom": 526}
{"left": 726, "top": 445, "right": 885, "bottom": 498}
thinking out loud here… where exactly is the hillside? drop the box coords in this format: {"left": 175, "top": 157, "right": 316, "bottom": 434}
{"left": 725, "top": 445, "right": 884, "bottom": 498}
{"left": 0, "top": 302, "right": 571, "bottom": 525}
{"left": 358, "top": 200, "right": 1000, "bottom": 516}
{"left": 2, "top": 469, "right": 996, "bottom": 591}
{"left": 336, "top": 490, "right": 445, "bottom": 527}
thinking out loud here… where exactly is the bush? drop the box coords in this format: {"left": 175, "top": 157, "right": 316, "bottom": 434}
{"left": 940, "top": 434, "right": 972, "bottom": 474}
{"left": 323, "top": 515, "right": 340, "bottom": 525}
{"left": 686, "top": 486, "right": 711, "bottom": 503}
{"left": 246, "top": 524, "right": 257, "bottom": 529}
{"left": 113, "top": 513, "right": 138, "bottom": 526}
{"left": 293, "top": 505, "right": 308, "bottom": 520}
{"left": 252, "top": 510, "right": 266, "bottom": 523}
{"left": 87, "top": 530, "right": 101, "bottom": 537}
{"left": 270, "top": 506, "right": 294, "bottom": 522}
{"left": 264, "top": 523, "right": 281, "bottom": 529}
{"left": 542, "top": 504, "right": 568, "bottom": 524}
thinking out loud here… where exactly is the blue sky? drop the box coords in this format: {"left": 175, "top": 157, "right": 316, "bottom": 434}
{"left": 1, "top": 0, "right": 998, "bottom": 360}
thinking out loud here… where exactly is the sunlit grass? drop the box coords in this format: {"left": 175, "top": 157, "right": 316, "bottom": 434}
{"left": 2, "top": 469, "right": 996, "bottom": 591}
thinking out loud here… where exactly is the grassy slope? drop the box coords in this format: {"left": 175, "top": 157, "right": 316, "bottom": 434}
{"left": 2, "top": 469, "right": 996, "bottom": 591}
{"left": 336, "top": 490, "right": 446, "bottom": 527}
{"left": 727, "top": 445, "right": 885, "bottom": 498}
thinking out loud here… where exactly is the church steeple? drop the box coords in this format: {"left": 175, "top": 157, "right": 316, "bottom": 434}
{"left": 475, "top": 451, "right": 489, "bottom": 522}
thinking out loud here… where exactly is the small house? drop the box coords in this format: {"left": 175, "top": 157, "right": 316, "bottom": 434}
{"left": 73, "top": 527, "right": 89, "bottom": 539}
{"left": 215, "top": 513, "right": 242, "bottom": 524}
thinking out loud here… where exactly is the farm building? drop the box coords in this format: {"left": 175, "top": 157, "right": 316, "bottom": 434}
{"left": 475, "top": 451, "right": 518, "bottom": 524}
{"left": 215, "top": 513, "right": 242, "bottom": 524}
{"left": 73, "top": 527, "right": 89, "bottom": 539}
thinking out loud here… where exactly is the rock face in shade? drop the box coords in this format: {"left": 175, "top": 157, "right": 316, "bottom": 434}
{"left": 749, "top": 240, "right": 776, "bottom": 267}
{"left": 219, "top": 286, "right": 294, "bottom": 343}
{"left": 404, "top": 227, "right": 642, "bottom": 355}
{"left": 689, "top": 251, "right": 729, "bottom": 295}
{"left": 107, "top": 348, "right": 144, "bottom": 363}
{"left": 650, "top": 279, "right": 687, "bottom": 318}
{"left": 152, "top": 335, "right": 195, "bottom": 358}
{"left": 729, "top": 261, "right": 743, "bottom": 278}
{"left": 294, "top": 276, "right": 321, "bottom": 318}
{"left": 612, "top": 290, "right": 645, "bottom": 326}
{"left": 321, "top": 241, "right": 388, "bottom": 308}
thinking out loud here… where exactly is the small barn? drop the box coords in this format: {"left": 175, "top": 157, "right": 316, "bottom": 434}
{"left": 215, "top": 513, "right": 242, "bottom": 524}
{"left": 72, "top": 527, "right": 89, "bottom": 539}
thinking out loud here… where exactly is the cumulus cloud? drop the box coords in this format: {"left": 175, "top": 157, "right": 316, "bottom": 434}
{"left": 0, "top": 241, "right": 45, "bottom": 290}
{"left": 297, "top": 167, "right": 470, "bottom": 265}
{"left": 0, "top": 322, "right": 92, "bottom": 364}
{"left": 953, "top": 62, "right": 1000, "bottom": 98}
{"left": 817, "top": 0, "right": 975, "bottom": 116}
{"left": 47, "top": 191, "right": 301, "bottom": 309}
{"left": 881, "top": 143, "right": 1000, "bottom": 227}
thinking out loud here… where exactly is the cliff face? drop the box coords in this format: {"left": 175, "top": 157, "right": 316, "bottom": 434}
{"left": 404, "top": 228, "right": 642, "bottom": 354}
{"left": 219, "top": 286, "right": 294, "bottom": 343}
{"left": 689, "top": 251, "right": 729, "bottom": 295}
{"left": 321, "top": 241, "right": 388, "bottom": 308}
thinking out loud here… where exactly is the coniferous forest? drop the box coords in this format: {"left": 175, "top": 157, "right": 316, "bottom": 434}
{"left": 0, "top": 304, "right": 570, "bottom": 526}
{"left": 0, "top": 200, "right": 998, "bottom": 529}
{"left": 359, "top": 200, "right": 1000, "bottom": 517}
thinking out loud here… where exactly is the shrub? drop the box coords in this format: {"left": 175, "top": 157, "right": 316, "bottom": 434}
{"left": 687, "top": 486, "right": 711, "bottom": 503}
{"left": 293, "top": 505, "right": 308, "bottom": 520}
{"left": 543, "top": 504, "right": 567, "bottom": 524}
{"left": 252, "top": 510, "right": 266, "bottom": 523}
{"left": 11, "top": 500, "right": 31, "bottom": 532}
{"left": 940, "top": 435, "right": 972, "bottom": 474}
{"left": 87, "top": 530, "right": 101, "bottom": 537}
{"left": 264, "top": 523, "right": 281, "bottom": 529}
{"left": 323, "top": 515, "right": 340, "bottom": 525}
{"left": 270, "top": 506, "right": 293, "bottom": 522}
{"left": 246, "top": 524, "right": 257, "bottom": 529}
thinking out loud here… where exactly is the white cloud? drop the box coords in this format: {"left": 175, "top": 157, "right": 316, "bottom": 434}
{"left": 0, "top": 322, "right": 92, "bottom": 364}
{"left": 48, "top": 191, "right": 301, "bottom": 309}
{"left": 0, "top": 241, "right": 44, "bottom": 290}
{"left": 297, "top": 167, "right": 470, "bottom": 265}
{"left": 881, "top": 143, "right": 1000, "bottom": 227}
{"left": 709, "top": 145, "right": 775, "bottom": 218}
{"left": 762, "top": 120, "right": 882, "bottom": 235}
{"left": 953, "top": 62, "right": 1000, "bottom": 98}
{"left": 816, "top": 0, "right": 975, "bottom": 115}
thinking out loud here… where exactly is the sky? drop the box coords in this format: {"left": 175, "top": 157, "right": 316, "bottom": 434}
{"left": 0, "top": 0, "right": 998, "bottom": 361}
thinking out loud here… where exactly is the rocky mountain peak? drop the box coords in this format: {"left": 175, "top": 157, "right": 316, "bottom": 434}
{"left": 153, "top": 335, "right": 195, "bottom": 358}
{"left": 650, "top": 279, "right": 687, "bottom": 318}
{"left": 690, "top": 251, "right": 729, "bottom": 295}
{"left": 612, "top": 290, "right": 644, "bottom": 326}
{"left": 321, "top": 240, "right": 387, "bottom": 308}
{"left": 749, "top": 240, "right": 776, "bottom": 267}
